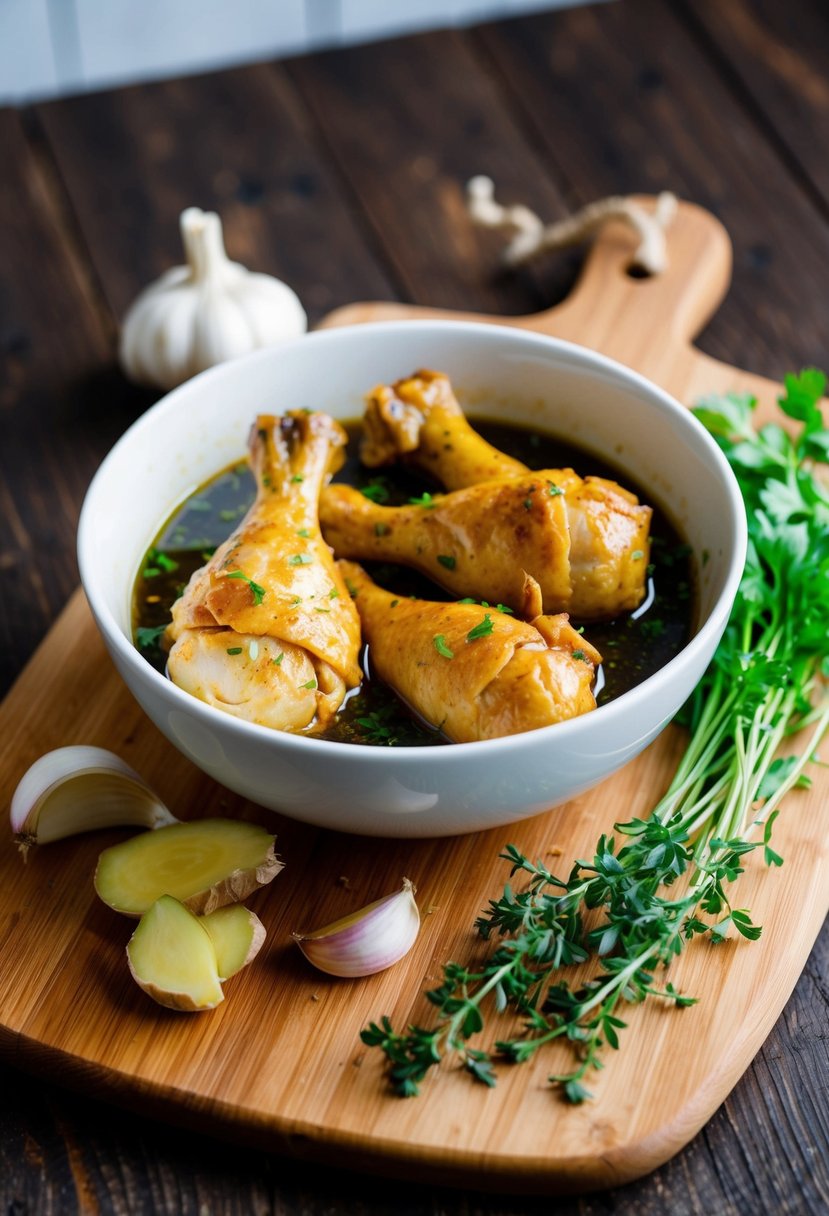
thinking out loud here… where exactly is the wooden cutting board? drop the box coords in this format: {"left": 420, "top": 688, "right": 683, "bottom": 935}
{"left": 1, "top": 199, "right": 826, "bottom": 1195}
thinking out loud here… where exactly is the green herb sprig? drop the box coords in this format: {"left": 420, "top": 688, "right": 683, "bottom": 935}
{"left": 363, "top": 369, "right": 829, "bottom": 1102}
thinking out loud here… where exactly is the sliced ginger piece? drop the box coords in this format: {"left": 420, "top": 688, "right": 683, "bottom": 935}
{"left": 127, "top": 895, "right": 224, "bottom": 1011}
{"left": 200, "top": 904, "right": 266, "bottom": 980}
{"left": 95, "top": 818, "right": 283, "bottom": 917}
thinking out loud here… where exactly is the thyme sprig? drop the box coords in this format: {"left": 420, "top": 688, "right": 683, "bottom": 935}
{"left": 363, "top": 369, "right": 829, "bottom": 1102}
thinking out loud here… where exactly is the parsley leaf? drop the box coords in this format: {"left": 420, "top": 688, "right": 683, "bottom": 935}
{"left": 225, "top": 570, "right": 266, "bottom": 605}
{"left": 466, "top": 614, "right": 493, "bottom": 642}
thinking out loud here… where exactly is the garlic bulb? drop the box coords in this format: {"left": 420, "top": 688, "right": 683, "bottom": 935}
{"left": 293, "top": 879, "right": 420, "bottom": 978}
{"left": 120, "top": 207, "right": 307, "bottom": 390}
{"left": 10, "top": 746, "right": 178, "bottom": 855}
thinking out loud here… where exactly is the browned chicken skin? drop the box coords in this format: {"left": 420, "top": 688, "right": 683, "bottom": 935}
{"left": 166, "top": 412, "right": 362, "bottom": 731}
{"left": 321, "top": 467, "right": 650, "bottom": 620}
{"left": 340, "top": 560, "right": 601, "bottom": 743}
{"left": 356, "top": 369, "right": 652, "bottom": 620}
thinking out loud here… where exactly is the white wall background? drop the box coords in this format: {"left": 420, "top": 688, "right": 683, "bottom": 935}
{"left": 0, "top": 0, "right": 583, "bottom": 104}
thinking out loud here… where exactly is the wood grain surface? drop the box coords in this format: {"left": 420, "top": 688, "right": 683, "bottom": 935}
{"left": 0, "top": 196, "right": 826, "bottom": 1197}
{"left": 2, "top": 2, "right": 828, "bottom": 1212}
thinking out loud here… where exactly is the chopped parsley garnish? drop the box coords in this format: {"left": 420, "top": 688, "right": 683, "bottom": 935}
{"left": 437, "top": 555, "right": 456, "bottom": 571}
{"left": 136, "top": 624, "right": 167, "bottom": 651}
{"left": 650, "top": 538, "right": 693, "bottom": 568}
{"left": 142, "top": 548, "right": 179, "bottom": 579}
{"left": 547, "top": 481, "right": 563, "bottom": 496}
{"left": 226, "top": 646, "right": 243, "bottom": 656}
{"left": 315, "top": 607, "right": 331, "bottom": 613}
{"left": 361, "top": 477, "right": 391, "bottom": 504}
{"left": 291, "top": 474, "right": 304, "bottom": 484}
{"left": 219, "top": 507, "right": 241, "bottom": 522}
{"left": 408, "top": 492, "right": 436, "bottom": 508}
{"left": 356, "top": 708, "right": 400, "bottom": 746}
{"left": 572, "top": 649, "right": 587, "bottom": 662}
{"left": 457, "top": 597, "right": 514, "bottom": 615}
{"left": 374, "top": 522, "right": 390, "bottom": 537}
{"left": 301, "top": 678, "right": 318, "bottom": 690}
{"left": 466, "top": 614, "right": 494, "bottom": 642}
{"left": 291, "top": 596, "right": 303, "bottom": 605}
{"left": 523, "top": 498, "right": 533, "bottom": 511}
{"left": 225, "top": 570, "right": 266, "bottom": 605}
{"left": 189, "top": 499, "right": 211, "bottom": 512}
{"left": 288, "top": 553, "right": 313, "bottom": 566}
{"left": 329, "top": 587, "right": 340, "bottom": 599}
{"left": 297, "top": 527, "right": 312, "bottom": 538}
{"left": 640, "top": 618, "right": 665, "bottom": 639}
{"left": 631, "top": 549, "right": 644, "bottom": 561}
{"left": 433, "top": 634, "right": 454, "bottom": 659}
{"left": 390, "top": 599, "right": 400, "bottom": 608}
{"left": 273, "top": 653, "right": 284, "bottom": 666}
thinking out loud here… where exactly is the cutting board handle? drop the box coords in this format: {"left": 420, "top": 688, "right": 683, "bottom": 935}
{"left": 531, "top": 196, "right": 733, "bottom": 358}
{"left": 318, "top": 197, "right": 733, "bottom": 371}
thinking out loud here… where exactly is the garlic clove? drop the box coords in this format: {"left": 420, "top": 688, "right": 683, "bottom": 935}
{"left": 10, "top": 746, "right": 178, "bottom": 856}
{"left": 293, "top": 879, "right": 420, "bottom": 978}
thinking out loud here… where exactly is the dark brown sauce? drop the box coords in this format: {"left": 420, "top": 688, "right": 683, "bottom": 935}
{"left": 133, "top": 419, "right": 694, "bottom": 746}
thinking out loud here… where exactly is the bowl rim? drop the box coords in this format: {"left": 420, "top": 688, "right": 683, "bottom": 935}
{"left": 78, "top": 319, "right": 748, "bottom": 761}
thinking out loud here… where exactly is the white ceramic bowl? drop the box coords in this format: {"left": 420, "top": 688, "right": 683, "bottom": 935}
{"left": 78, "top": 322, "right": 746, "bottom": 837}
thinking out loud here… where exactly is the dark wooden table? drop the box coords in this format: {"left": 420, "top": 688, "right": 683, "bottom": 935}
{"left": 2, "top": 1, "right": 828, "bottom": 1212}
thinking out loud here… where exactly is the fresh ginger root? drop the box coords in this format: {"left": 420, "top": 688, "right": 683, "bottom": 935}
{"left": 95, "top": 818, "right": 283, "bottom": 917}
{"left": 127, "top": 895, "right": 266, "bottom": 1011}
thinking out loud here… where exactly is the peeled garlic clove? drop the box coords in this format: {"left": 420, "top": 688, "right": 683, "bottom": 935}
{"left": 293, "top": 879, "right": 419, "bottom": 978}
{"left": 10, "top": 746, "right": 178, "bottom": 855}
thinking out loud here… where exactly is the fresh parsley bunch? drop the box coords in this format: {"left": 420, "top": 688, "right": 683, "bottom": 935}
{"left": 363, "top": 370, "right": 829, "bottom": 1102}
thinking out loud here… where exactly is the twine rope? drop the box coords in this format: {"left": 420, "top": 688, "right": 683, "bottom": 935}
{"left": 467, "top": 176, "right": 678, "bottom": 275}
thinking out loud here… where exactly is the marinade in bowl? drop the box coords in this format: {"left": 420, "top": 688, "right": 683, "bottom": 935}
{"left": 132, "top": 416, "right": 694, "bottom": 747}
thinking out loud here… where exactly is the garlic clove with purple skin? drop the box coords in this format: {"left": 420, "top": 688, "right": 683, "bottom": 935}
{"left": 293, "top": 879, "right": 420, "bottom": 978}
{"left": 10, "top": 746, "right": 178, "bottom": 856}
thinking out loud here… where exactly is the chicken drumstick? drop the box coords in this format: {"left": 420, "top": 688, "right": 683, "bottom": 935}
{"left": 355, "top": 369, "right": 652, "bottom": 619}
{"left": 166, "top": 412, "right": 362, "bottom": 732}
{"left": 340, "top": 560, "right": 601, "bottom": 743}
